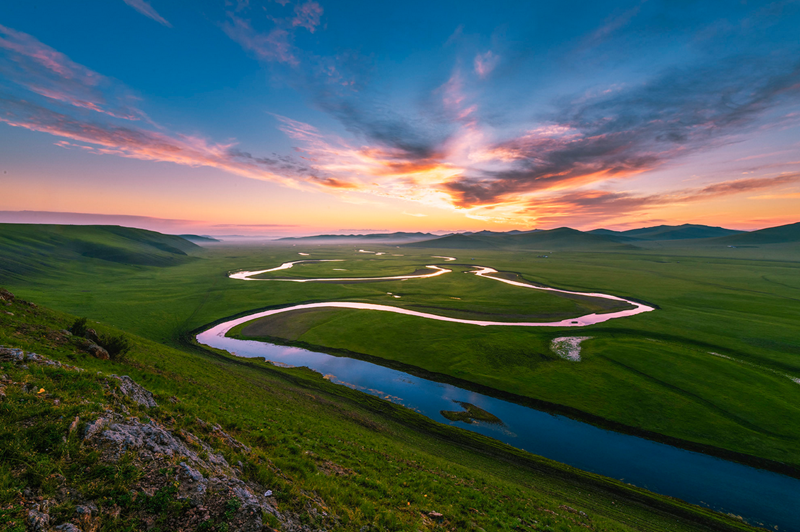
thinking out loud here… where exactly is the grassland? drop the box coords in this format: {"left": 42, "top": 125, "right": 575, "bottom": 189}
{"left": 0, "top": 287, "right": 756, "bottom": 531}
{"left": 230, "top": 247, "right": 800, "bottom": 473}
{"left": 1, "top": 224, "right": 798, "bottom": 479}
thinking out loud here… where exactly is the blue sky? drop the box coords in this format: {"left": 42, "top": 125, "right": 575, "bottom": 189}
{"left": 1, "top": 0, "right": 799, "bottom": 235}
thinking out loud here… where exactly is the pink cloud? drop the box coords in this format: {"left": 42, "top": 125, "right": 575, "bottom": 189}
{"left": 123, "top": 0, "right": 172, "bottom": 27}
{"left": 474, "top": 51, "right": 499, "bottom": 79}
{"left": 292, "top": 2, "right": 324, "bottom": 33}
{"left": 0, "top": 24, "right": 102, "bottom": 84}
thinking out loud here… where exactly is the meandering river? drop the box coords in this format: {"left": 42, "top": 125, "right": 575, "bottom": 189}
{"left": 197, "top": 259, "right": 799, "bottom": 530}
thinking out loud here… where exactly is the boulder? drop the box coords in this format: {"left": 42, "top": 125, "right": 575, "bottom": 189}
{"left": 86, "top": 343, "right": 109, "bottom": 360}
{"left": 84, "top": 328, "right": 100, "bottom": 343}
{"left": 0, "top": 288, "right": 14, "bottom": 302}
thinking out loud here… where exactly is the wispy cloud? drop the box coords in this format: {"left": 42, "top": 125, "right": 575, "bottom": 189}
{"left": 518, "top": 174, "right": 800, "bottom": 226}
{"left": 474, "top": 51, "right": 499, "bottom": 79}
{"left": 292, "top": 2, "right": 323, "bottom": 33}
{"left": 222, "top": 17, "right": 297, "bottom": 65}
{"left": 0, "top": 24, "right": 144, "bottom": 120}
{"left": 442, "top": 56, "right": 800, "bottom": 209}
{"left": 221, "top": 0, "right": 324, "bottom": 67}
{"left": 0, "top": 26, "right": 325, "bottom": 191}
{"left": 122, "top": 0, "right": 172, "bottom": 28}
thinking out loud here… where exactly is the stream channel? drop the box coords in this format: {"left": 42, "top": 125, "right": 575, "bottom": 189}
{"left": 198, "top": 260, "right": 800, "bottom": 530}
{"left": 198, "top": 319, "right": 800, "bottom": 531}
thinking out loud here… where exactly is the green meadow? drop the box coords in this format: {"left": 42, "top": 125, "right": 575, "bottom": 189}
{"left": 2, "top": 224, "right": 799, "bottom": 476}
{"left": 0, "top": 224, "right": 762, "bottom": 531}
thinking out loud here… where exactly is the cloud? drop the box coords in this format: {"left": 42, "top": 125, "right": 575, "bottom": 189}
{"left": 0, "top": 24, "right": 145, "bottom": 120}
{"left": 749, "top": 192, "right": 800, "bottom": 199}
{"left": 581, "top": 4, "right": 641, "bottom": 48}
{"left": 442, "top": 55, "right": 800, "bottom": 208}
{"left": 521, "top": 174, "right": 800, "bottom": 226}
{"left": 0, "top": 26, "right": 328, "bottom": 192}
{"left": 222, "top": 16, "right": 297, "bottom": 65}
{"left": 221, "top": 1, "right": 325, "bottom": 67}
{"left": 1, "top": 98, "right": 312, "bottom": 187}
{"left": 122, "top": 0, "right": 172, "bottom": 27}
{"left": 474, "top": 51, "right": 499, "bottom": 79}
{"left": 292, "top": 2, "right": 324, "bottom": 33}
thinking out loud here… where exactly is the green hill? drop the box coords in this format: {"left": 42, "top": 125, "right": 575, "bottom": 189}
{"left": 590, "top": 224, "right": 743, "bottom": 241}
{"left": 708, "top": 222, "right": 800, "bottom": 246}
{"left": 0, "top": 224, "right": 200, "bottom": 281}
{"left": 407, "top": 227, "right": 635, "bottom": 250}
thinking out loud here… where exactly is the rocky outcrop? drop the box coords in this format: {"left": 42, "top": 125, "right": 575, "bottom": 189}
{"left": 111, "top": 374, "right": 158, "bottom": 408}
{"left": 1, "top": 345, "right": 329, "bottom": 531}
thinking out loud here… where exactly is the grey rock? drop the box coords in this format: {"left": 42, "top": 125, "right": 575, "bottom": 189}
{"left": 27, "top": 509, "right": 49, "bottom": 531}
{"left": 75, "top": 502, "right": 97, "bottom": 516}
{"left": 0, "top": 347, "right": 25, "bottom": 362}
{"left": 60, "top": 329, "right": 73, "bottom": 337}
{"left": 55, "top": 524, "right": 82, "bottom": 532}
{"left": 83, "top": 415, "right": 114, "bottom": 440}
{"left": 111, "top": 375, "right": 157, "bottom": 408}
{"left": 180, "top": 461, "right": 205, "bottom": 482}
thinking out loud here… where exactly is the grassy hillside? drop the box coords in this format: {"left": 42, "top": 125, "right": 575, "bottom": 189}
{"left": 0, "top": 224, "right": 199, "bottom": 282}
{"left": 707, "top": 222, "right": 800, "bottom": 246}
{"left": 0, "top": 290, "right": 756, "bottom": 531}
{"left": 590, "top": 224, "right": 743, "bottom": 241}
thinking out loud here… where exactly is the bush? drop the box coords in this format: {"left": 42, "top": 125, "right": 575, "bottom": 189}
{"left": 70, "top": 317, "right": 88, "bottom": 337}
{"left": 99, "top": 333, "right": 132, "bottom": 361}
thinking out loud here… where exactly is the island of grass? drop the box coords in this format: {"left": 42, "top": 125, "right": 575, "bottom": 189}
{"left": 441, "top": 401, "right": 503, "bottom": 425}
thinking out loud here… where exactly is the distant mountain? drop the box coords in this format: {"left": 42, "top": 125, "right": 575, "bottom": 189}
{"left": 277, "top": 232, "right": 438, "bottom": 243}
{"left": 178, "top": 234, "right": 220, "bottom": 243}
{"left": 0, "top": 224, "right": 200, "bottom": 281}
{"left": 706, "top": 222, "right": 800, "bottom": 246}
{"left": 405, "top": 227, "right": 635, "bottom": 250}
{"left": 589, "top": 224, "right": 743, "bottom": 241}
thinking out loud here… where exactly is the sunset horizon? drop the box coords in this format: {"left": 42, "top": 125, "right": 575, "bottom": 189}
{"left": 2, "top": 1, "right": 799, "bottom": 235}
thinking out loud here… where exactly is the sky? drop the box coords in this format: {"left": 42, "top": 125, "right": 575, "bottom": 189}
{"left": 1, "top": 0, "right": 799, "bottom": 236}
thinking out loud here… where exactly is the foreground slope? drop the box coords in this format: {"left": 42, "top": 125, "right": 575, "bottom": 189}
{"left": 0, "top": 290, "right": 755, "bottom": 531}
{"left": 0, "top": 224, "right": 199, "bottom": 281}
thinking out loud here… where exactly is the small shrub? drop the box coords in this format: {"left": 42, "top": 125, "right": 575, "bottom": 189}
{"left": 70, "top": 317, "right": 88, "bottom": 337}
{"left": 99, "top": 333, "right": 132, "bottom": 361}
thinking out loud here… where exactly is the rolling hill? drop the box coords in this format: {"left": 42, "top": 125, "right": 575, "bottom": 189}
{"left": 590, "top": 224, "right": 743, "bottom": 241}
{"left": 706, "top": 221, "right": 800, "bottom": 246}
{"left": 0, "top": 224, "right": 200, "bottom": 281}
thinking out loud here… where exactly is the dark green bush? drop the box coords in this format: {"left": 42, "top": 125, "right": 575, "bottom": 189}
{"left": 70, "top": 317, "right": 88, "bottom": 337}
{"left": 99, "top": 333, "right": 132, "bottom": 361}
